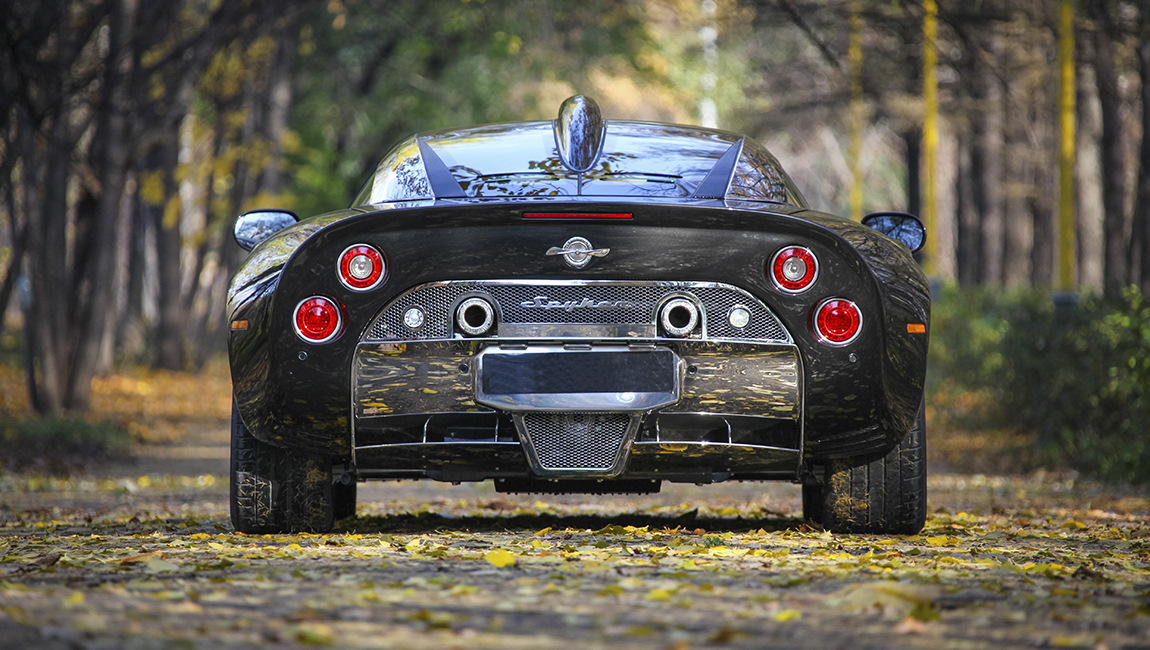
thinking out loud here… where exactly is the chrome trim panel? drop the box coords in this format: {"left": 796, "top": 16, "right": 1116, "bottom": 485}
{"left": 352, "top": 340, "right": 799, "bottom": 421}
{"left": 349, "top": 438, "right": 800, "bottom": 482}
{"left": 365, "top": 280, "right": 792, "bottom": 343}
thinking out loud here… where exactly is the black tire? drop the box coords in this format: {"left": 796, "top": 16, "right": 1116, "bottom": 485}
{"left": 819, "top": 405, "right": 927, "bottom": 535}
{"left": 333, "top": 478, "right": 357, "bottom": 520}
{"left": 230, "top": 401, "right": 335, "bottom": 534}
{"left": 801, "top": 481, "right": 824, "bottom": 525}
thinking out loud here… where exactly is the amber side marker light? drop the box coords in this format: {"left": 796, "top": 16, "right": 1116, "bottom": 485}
{"left": 230, "top": 320, "right": 249, "bottom": 331}
{"left": 907, "top": 323, "right": 927, "bottom": 334}
{"left": 523, "top": 213, "right": 633, "bottom": 219}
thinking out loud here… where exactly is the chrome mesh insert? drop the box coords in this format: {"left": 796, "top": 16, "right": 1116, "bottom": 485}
{"left": 522, "top": 413, "right": 630, "bottom": 471}
{"left": 366, "top": 281, "right": 790, "bottom": 343}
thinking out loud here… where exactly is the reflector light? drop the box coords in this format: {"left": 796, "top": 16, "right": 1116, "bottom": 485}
{"left": 813, "top": 298, "right": 862, "bottom": 346}
{"left": 907, "top": 323, "right": 927, "bottom": 334}
{"left": 523, "top": 213, "right": 633, "bottom": 219}
{"left": 294, "top": 296, "right": 343, "bottom": 343}
{"left": 403, "top": 307, "right": 426, "bottom": 330}
{"left": 728, "top": 306, "right": 751, "bottom": 329}
{"left": 338, "top": 244, "right": 385, "bottom": 291}
{"left": 770, "top": 246, "right": 818, "bottom": 293}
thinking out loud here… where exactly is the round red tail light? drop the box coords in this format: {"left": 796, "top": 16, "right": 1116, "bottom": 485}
{"left": 294, "top": 296, "right": 343, "bottom": 343}
{"left": 770, "top": 246, "right": 818, "bottom": 293}
{"left": 338, "top": 244, "right": 385, "bottom": 291}
{"left": 812, "top": 298, "right": 862, "bottom": 345}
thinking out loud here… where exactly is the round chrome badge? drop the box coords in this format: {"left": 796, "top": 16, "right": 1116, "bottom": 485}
{"left": 546, "top": 236, "right": 610, "bottom": 269}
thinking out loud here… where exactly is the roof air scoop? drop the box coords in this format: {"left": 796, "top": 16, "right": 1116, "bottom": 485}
{"left": 555, "top": 95, "right": 606, "bottom": 173}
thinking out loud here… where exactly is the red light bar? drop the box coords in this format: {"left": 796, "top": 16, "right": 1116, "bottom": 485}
{"left": 523, "top": 213, "right": 633, "bottom": 219}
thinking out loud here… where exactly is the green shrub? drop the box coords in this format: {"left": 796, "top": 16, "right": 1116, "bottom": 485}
{"left": 929, "top": 284, "right": 1150, "bottom": 483}
{"left": 0, "top": 414, "right": 130, "bottom": 476}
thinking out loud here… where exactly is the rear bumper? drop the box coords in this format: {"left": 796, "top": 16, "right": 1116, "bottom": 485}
{"left": 352, "top": 339, "right": 803, "bottom": 480}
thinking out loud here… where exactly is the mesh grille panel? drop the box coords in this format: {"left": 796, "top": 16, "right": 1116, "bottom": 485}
{"left": 692, "top": 287, "right": 789, "bottom": 341}
{"left": 522, "top": 413, "right": 630, "bottom": 471}
{"left": 366, "top": 281, "right": 791, "bottom": 343}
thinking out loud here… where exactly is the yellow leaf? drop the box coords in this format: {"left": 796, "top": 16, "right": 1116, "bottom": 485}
{"left": 485, "top": 549, "right": 518, "bottom": 568}
{"left": 289, "top": 622, "right": 335, "bottom": 645}
{"left": 935, "top": 556, "right": 966, "bottom": 565}
{"left": 645, "top": 588, "right": 674, "bottom": 601}
{"left": 597, "top": 584, "right": 624, "bottom": 597}
{"left": 924, "top": 536, "right": 961, "bottom": 546}
{"left": 64, "top": 592, "right": 85, "bottom": 607}
{"left": 773, "top": 609, "right": 802, "bottom": 622}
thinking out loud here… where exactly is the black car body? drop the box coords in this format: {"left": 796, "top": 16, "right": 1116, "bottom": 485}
{"left": 227, "top": 96, "right": 930, "bottom": 534}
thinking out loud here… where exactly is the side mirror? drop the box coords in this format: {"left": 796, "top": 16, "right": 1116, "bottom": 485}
{"left": 862, "top": 211, "right": 926, "bottom": 253}
{"left": 234, "top": 209, "right": 299, "bottom": 251}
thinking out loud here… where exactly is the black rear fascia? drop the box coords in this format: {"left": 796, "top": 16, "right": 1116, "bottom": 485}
{"left": 249, "top": 199, "right": 897, "bottom": 457}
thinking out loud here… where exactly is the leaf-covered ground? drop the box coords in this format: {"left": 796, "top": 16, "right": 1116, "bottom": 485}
{"left": 1, "top": 365, "right": 1148, "bottom": 648}
{"left": 1, "top": 476, "right": 1148, "bottom": 649}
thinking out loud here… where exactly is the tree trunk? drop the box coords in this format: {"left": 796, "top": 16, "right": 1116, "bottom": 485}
{"left": 903, "top": 128, "right": 922, "bottom": 219}
{"left": 955, "top": 130, "right": 980, "bottom": 285}
{"left": 1002, "top": 92, "right": 1033, "bottom": 288}
{"left": 153, "top": 140, "right": 187, "bottom": 371}
{"left": 1133, "top": 34, "right": 1150, "bottom": 292}
{"left": 1091, "top": 3, "right": 1129, "bottom": 296}
{"left": 66, "top": 0, "right": 137, "bottom": 409}
{"left": 1030, "top": 106, "right": 1057, "bottom": 286}
{"left": 970, "top": 31, "right": 1005, "bottom": 285}
{"left": 1076, "top": 54, "right": 1105, "bottom": 292}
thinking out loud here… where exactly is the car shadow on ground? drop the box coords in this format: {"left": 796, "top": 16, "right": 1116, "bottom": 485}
{"left": 337, "top": 510, "right": 803, "bottom": 535}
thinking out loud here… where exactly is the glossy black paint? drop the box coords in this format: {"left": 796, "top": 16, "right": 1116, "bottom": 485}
{"left": 228, "top": 104, "right": 930, "bottom": 485}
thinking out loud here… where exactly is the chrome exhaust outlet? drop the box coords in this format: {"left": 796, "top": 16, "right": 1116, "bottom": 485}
{"left": 660, "top": 298, "right": 699, "bottom": 337}
{"left": 456, "top": 296, "right": 495, "bottom": 336}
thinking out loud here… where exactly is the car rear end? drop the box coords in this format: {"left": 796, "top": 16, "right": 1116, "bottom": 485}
{"left": 230, "top": 200, "right": 926, "bottom": 492}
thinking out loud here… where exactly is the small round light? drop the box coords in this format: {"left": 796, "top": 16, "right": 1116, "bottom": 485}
{"left": 728, "top": 306, "right": 751, "bottom": 329}
{"left": 338, "top": 244, "right": 385, "bottom": 291}
{"left": 348, "top": 254, "right": 374, "bottom": 280}
{"left": 403, "top": 307, "right": 425, "bottom": 330}
{"left": 294, "top": 296, "right": 343, "bottom": 343}
{"left": 782, "top": 256, "right": 807, "bottom": 281}
{"left": 770, "top": 246, "right": 818, "bottom": 293}
{"left": 812, "top": 298, "right": 862, "bottom": 346}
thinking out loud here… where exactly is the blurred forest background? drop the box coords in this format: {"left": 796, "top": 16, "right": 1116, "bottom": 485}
{"left": 2, "top": 0, "right": 1149, "bottom": 481}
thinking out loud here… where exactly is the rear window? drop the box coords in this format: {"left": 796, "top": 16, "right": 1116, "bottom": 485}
{"left": 353, "top": 123, "right": 804, "bottom": 206}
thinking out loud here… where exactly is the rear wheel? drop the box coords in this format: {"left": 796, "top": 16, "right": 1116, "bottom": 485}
{"left": 817, "top": 405, "right": 927, "bottom": 535}
{"left": 230, "top": 402, "right": 335, "bottom": 534}
{"left": 333, "top": 478, "right": 357, "bottom": 520}
{"left": 801, "top": 481, "right": 823, "bottom": 525}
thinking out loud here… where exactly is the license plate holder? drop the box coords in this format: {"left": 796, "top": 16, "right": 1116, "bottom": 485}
{"left": 475, "top": 346, "right": 680, "bottom": 412}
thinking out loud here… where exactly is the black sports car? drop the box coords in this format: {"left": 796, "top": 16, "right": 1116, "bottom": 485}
{"left": 227, "top": 96, "right": 930, "bottom": 535}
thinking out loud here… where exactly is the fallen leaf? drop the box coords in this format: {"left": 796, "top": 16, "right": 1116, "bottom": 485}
{"left": 895, "top": 615, "right": 930, "bottom": 634}
{"left": 484, "top": 549, "right": 518, "bottom": 568}
{"left": 145, "top": 557, "right": 180, "bottom": 573}
{"left": 772, "top": 609, "right": 801, "bottom": 622}
{"left": 121, "top": 551, "right": 163, "bottom": 565}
